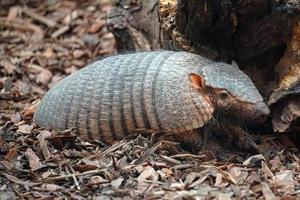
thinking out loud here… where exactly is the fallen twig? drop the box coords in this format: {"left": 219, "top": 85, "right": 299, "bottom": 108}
{"left": 0, "top": 18, "right": 41, "bottom": 32}
{"left": 22, "top": 8, "right": 57, "bottom": 27}
{"left": 42, "top": 169, "right": 107, "bottom": 182}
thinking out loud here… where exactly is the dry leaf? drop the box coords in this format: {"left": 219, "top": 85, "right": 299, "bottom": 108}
{"left": 161, "top": 167, "right": 173, "bottom": 177}
{"left": 217, "top": 168, "right": 237, "bottom": 185}
{"left": 261, "top": 161, "right": 274, "bottom": 179}
{"left": 261, "top": 182, "right": 276, "bottom": 200}
{"left": 36, "top": 69, "right": 53, "bottom": 85}
{"left": 88, "top": 176, "right": 108, "bottom": 185}
{"left": 7, "top": 6, "right": 20, "bottom": 21}
{"left": 42, "top": 48, "right": 55, "bottom": 58}
{"left": 269, "top": 156, "right": 283, "bottom": 171}
{"left": 0, "top": 61, "right": 17, "bottom": 75}
{"left": 41, "top": 170, "right": 52, "bottom": 179}
{"left": 22, "top": 104, "right": 37, "bottom": 117}
{"left": 2, "top": 173, "right": 39, "bottom": 187}
{"left": 4, "top": 147, "right": 17, "bottom": 161}
{"left": 73, "top": 49, "right": 85, "bottom": 59}
{"left": 214, "top": 173, "right": 223, "bottom": 187}
{"left": 88, "top": 21, "right": 105, "bottom": 33}
{"left": 274, "top": 170, "right": 294, "bottom": 183}
{"left": 25, "top": 148, "right": 44, "bottom": 171}
{"left": 0, "top": 160, "right": 14, "bottom": 171}
{"left": 37, "top": 130, "right": 51, "bottom": 159}
{"left": 17, "top": 124, "right": 34, "bottom": 134}
{"left": 228, "top": 167, "right": 248, "bottom": 184}
{"left": 0, "top": 1, "right": 299, "bottom": 199}
{"left": 246, "top": 171, "right": 261, "bottom": 184}
{"left": 137, "top": 166, "right": 159, "bottom": 183}
{"left": 41, "top": 183, "right": 61, "bottom": 191}
{"left": 110, "top": 177, "right": 124, "bottom": 189}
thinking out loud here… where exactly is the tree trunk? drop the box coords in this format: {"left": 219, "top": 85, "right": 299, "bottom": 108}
{"left": 106, "top": 0, "right": 300, "bottom": 134}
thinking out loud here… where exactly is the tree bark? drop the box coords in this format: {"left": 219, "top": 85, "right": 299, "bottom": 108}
{"left": 106, "top": 0, "right": 300, "bottom": 134}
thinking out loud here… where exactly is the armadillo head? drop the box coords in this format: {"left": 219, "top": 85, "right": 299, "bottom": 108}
{"left": 189, "top": 62, "right": 270, "bottom": 123}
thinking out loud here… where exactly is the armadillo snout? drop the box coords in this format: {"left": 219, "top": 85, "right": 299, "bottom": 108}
{"left": 235, "top": 101, "right": 270, "bottom": 124}
{"left": 254, "top": 101, "right": 270, "bottom": 123}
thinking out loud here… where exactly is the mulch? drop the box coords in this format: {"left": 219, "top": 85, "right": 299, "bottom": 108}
{"left": 0, "top": 1, "right": 299, "bottom": 199}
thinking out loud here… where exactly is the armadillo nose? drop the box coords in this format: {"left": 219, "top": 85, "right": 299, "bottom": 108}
{"left": 255, "top": 101, "right": 270, "bottom": 123}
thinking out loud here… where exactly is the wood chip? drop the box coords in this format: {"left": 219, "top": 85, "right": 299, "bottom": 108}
{"left": 22, "top": 8, "right": 57, "bottom": 27}
{"left": 43, "top": 169, "right": 107, "bottom": 182}
{"left": 25, "top": 148, "right": 44, "bottom": 171}
{"left": 51, "top": 25, "right": 70, "bottom": 38}
{"left": 2, "top": 173, "right": 40, "bottom": 187}
{"left": 4, "top": 148, "right": 18, "bottom": 161}
{"left": 37, "top": 130, "right": 52, "bottom": 160}
{"left": 7, "top": 6, "right": 20, "bottom": 21}
{"left": 261, "top": 182, "right": 276, "bottom": 200}
{"left": 137, "top": 166, "right": 159, "bottom": 183}
{"left": 36, "top": 68, "right": 53, "bottom": 85}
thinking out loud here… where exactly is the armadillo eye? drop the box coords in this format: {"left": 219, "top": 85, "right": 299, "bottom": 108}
{"left": 219, "top": 91, "right": 229, "bottom": 99}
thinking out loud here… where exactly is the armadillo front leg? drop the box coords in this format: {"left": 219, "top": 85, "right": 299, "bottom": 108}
{"left": 173, "top": 129, "right": 206, "bottom": 153}
{"left": 131, "top": 128, "right": 206, "bottom": 153}
{"left": 222, "top": 123, "right": 259, "bottom": 154}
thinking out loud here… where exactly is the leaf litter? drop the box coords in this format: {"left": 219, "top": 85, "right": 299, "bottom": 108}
{"left": 0, "top": 0, "right": 299, "bottom": 199}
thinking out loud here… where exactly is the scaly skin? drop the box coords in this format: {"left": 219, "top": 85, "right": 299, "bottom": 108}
{"left": 34, "top": 51, "right": 214, "bottom": 143}
{"left": 33, "top": 51, "right": 270, "bottom": 152}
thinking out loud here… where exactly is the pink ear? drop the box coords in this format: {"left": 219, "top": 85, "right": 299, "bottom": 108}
{"left": 189, "top": 73, "right": 205, "bottom": 89}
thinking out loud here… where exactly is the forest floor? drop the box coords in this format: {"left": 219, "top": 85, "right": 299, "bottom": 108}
{"left": 0, "top": 1, "right": 299, "bottom": 199}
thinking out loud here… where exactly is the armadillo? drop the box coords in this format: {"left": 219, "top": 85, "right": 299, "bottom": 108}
{"left": 33, "top": 51, "right": 270, "bottom": 150}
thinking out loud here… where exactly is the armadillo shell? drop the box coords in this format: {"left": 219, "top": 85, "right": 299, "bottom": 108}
{"left": 33, "top": 51, "right": 214, "bottom": 143}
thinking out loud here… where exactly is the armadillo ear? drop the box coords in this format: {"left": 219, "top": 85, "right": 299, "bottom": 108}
{"left": 189, "top": 73, "right": 205, "bottom": 89}
{"left": 231, "top": 60, "right": 239, "bottom": 69}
